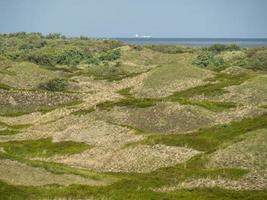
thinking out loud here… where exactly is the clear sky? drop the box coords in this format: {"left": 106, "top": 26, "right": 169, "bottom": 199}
{"left": 0, "top": 0, "right": 267, "bottom": 38}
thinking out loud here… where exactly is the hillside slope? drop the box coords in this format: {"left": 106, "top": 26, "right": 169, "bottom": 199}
{"left": 0, "top": 33, "right": 266, "bottom": 200}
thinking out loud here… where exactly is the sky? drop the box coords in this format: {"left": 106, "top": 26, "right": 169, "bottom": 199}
{"left": 0, "top": 0, "right": 267, "bottom": 38}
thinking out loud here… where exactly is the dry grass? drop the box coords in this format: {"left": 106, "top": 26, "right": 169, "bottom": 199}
{"left": 0, "top": 159, "right": 109, "bottom": 186}
{"left": 52, "top": 144, "right": 200, "bottom": 173}
{"left": 0, "top": 61, "right": 58, "bottom": 90}
{"left": 208, "top": 129, "right": 267, "bottom": 170}
{"left": 135, "top": 61, "right": 213, "bottom": 98}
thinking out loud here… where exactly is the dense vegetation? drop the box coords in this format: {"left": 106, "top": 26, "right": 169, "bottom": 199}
{"left": 0, "top": 32, "right": 123, "bottom": 67}
{"left": 38, "top": 78, "right": 69, "bottom": 92}
{"left": 193, "top": 44, "right": 267, "bottom": 71}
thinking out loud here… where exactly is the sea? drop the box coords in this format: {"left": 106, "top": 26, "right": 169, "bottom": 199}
{"left": 115, "top": 38, "right": 267, "bottom": 48}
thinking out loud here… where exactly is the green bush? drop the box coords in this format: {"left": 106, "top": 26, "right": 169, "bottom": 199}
{"left": 208, "top": 44, "right": 241, "bottom": 53}
{"left": 27, "top": 47, "right": 85, "bottom": 66}
{"left": 38, "top": 78, "right": 68, "bottom": 92}
{"left": 27, "top": 49, "right": 58, "bottom": 66}
{"left": 45, "top": 33, "right": 65, "bottom": 39}
{"left": 98, "top": 49, "right": 121, "bottom": 61}
{"left": 193, "top": 50, "right": 225, "bottom": 70}
{"left": 87, "top": 62, "right": 126, "bottom": 81}
{"left": 85, "top": 56, "right": 100, "bottom": 65}
{"left": 218, "top": 51, "right": 248, "bottom": 67}
{"left": 145, "top": 45, "right": 187, "bottom": 54}
{"left": 19, "top": 40, "right": 47, "bottom": 50}
{"left": 0, "top": 33, "right": 124, "bottom": 67}
{"left": 247, "top": 49, "right": 267, "bottom": 71}
{"left": 193, "top": 51, "right": 214, "bottom": 67}
{"left": 0, "top": 138, "right": 90, "bottom": 158}
{"left": 85, "top": 49, "right": 121, "bottom": 65}
{"left": 56, "top": 47, "right": 84, "bottom": 66}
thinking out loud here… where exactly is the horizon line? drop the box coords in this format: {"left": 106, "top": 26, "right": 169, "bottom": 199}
{"left": 1, "top": 32, "right": 267, "bottom": 40}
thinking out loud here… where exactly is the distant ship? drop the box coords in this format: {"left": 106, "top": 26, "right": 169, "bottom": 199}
{"left": 135, "top": 34, "right": 152, "bottom": 38}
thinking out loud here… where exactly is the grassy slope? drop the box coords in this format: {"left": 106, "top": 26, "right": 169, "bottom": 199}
{"left": 0, "top": 34, "right": 266, "bottom": 199}
{"left": 0, "top": 138, "right": 91, "bottom": 158}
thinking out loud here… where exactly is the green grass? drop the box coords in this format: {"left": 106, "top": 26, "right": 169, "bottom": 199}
{"left": 109, "top": 73, "right": 247, "bottom": 112}
{"left": 0, "top": 138, "right": 91, "bottom": 158}
{"left": 71, "top": 107, "right": 95, "bottom": 116}
{"left": 1, "top": 115, "right": 259, "bottom": 199}
{"left": 0, "top": 83, "right": 12, "bottom": 90}
{"left": 96, "top": 98, "right": 156, "bottom": 111}
{"left": 0, "top": 149, "right": 252, "bottom": 200}
{"left": 0, "top": 138, "right": 256, "bottom": 200}
{"left": 117, "top": 87, "right": 133, "bottom": 98}
{"left": 2, "top": 179, "right": 266, "bottom": 200}
{"left": 167, "top": 73, "right": 252, "bottom": 101}
{"left": 2, "top": 181, "right": 266, "bottom": 200}
{"left": 59, "top": 72, "right": 248, "bottom": 114}
{"left": 143, "top": 114, "right": 267, "bottom": 152}
{"left": 0, "top": 111, "right": 32, "bottom": 117}
{"left": 0, "top": 35, "right": 266, "bottom": 199}
{"left": 80, "top": 62, "right": 144, "bottom": 82}
{"left": 0, "top": 153, "right": 254, "bottom": 200}
{"left": 0, "top": 121, "right": 30, "bottom": 135}
{"left": 0, "top": 129, "right": 20, "bottom": 135}
{"left": 183, "top": 100, "right": 237, "bottom": 112}
{"left": 0, "top": 151, "right": 115, "bottom": 182}
{"left": 0, "top": 100, "right": 82, "bottom": 117}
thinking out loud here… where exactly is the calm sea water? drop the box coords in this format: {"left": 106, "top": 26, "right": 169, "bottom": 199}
{"left": 116, "top": 38, "right": 267, "bottom": 48}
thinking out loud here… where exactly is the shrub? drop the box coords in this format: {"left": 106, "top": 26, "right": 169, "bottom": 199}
{"left": 247, "top": 49, "right": 267, "bottom": 71}
{"left": 131, "top": 45, "right": 143, "bottom": 51}
{"left": 85, "top": 56, "right": 100, "bottom": 65}
{"left": 98, "top": 49, "right": 121, "bottom": 61}
{"left": 19, "top": 40, "right": 47, "bottom": 50}
{"left": 56, "top": 47, "right": 84, "bottom": 66}
{"left": 145, "top": 45, "right": 188, "bottom": 54}
{"left": 85, "top": 49, "right": 121, "bottom": 65}
{"left": 38, "top": 78, "right": 68, "bottom": 92}
{"left": 208, "top": 44, "right": 241, "bottom": 53}
{"left": 27, "top": 47, "right": 85, "bottom": 66}
{"left": 45, "top": 33, "right": 65, "bottom": 39}
{"left": 87, "top": 62, "right": 129, "bottom": 81}
{"left": 218, "top": 51, "right": 248, "bottom": 67}
{"left": 27, "top": 49, "right": 58, "bottom": 66}
{"left": 212, "top": 56, "right": 225, "bottom": 67}
{"left": 193, "top": 51, "right": 214, "bottom": 67}
{"left": 227, "top": 44, "right": 241, "bottom": 51}
{"left": 193, "top": 50, "right": 225, "bottom": 70}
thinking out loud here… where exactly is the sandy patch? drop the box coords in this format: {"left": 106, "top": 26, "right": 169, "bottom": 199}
{"left": 156, "top": 129, "right": 267, "bottom": 191}
{"left": 52, "top": 144, "right": 200, "bottom": 173}
{"left": 157, "top": 170, "right": 267, "bottom": 191}
{"left": 208, "top": 129, "right": 267, "bottom": 170}
{"left": 98, "top": 103, "right": 216, "bottom": 134}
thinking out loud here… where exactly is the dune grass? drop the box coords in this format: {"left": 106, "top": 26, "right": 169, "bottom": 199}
{"left": 96, "top": 97, "right": 157, "bottom": 110}
{"left": 1, "top": 113, "right": 262, "bottom": 199}
{"left": 184, "top": 100, "right": 237, "bottom": 112}
{"left": 0, "top": 121, "right": 30, "bottom": 135}
{"left": 0, "top": 83, "right": 12, "bottom": 90}
{"left": 0, "top": 142, "right": 252, "bottom": 200}
{"left": 0, "top": 138, "right": 91, "bottom": 158}
{"left": 0, "top": 100, "right": 82, "bottom": 117}
{"left": 0, "top": 35, "right": 266, "bottom": 199}
{"left": 0, "top": 153, "right": 255, "bottom": 200}
{"left": 167, "top": 72, "right": 252, "bottom": 101}
{"left": 71, "top": 107, "right": 95, "bottom": 116}
{"left": 2, "top": 179, "right": 266, "bottom": 200}
{"left": 143, "top": 114, "right": 267, "bottom": 152}
{"left": 112, "top": 72, "right": 249, "bottom": 112}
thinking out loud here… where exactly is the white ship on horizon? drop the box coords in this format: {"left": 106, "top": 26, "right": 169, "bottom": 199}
{"left": 135, "top": 34, "right": 152, "bottom": 38}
